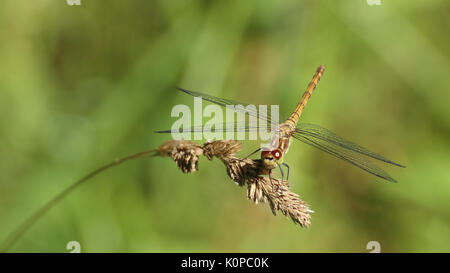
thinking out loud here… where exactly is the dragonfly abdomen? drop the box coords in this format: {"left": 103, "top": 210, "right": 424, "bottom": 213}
{"left": 285, "top": 65, "right": 325, "bottom": 128}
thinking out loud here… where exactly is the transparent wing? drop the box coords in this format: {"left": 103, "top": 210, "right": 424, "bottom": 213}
{"left": 293, "top": 123, "right": 405, "bottom": 182}
{"left": 176, "top": 87, "right": 279, "bottom": 126}
{"left": 155, "top": 121, "right": 262, "bottom": 133}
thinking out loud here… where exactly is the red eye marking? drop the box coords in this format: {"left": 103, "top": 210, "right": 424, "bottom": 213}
{"left": 261, "top": 150, "right": 271, "bottom": 157}
{"left": 271, "top": 149, "right": 282, "bottom": 160}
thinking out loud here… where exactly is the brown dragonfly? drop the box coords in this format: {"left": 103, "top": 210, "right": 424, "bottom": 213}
{"left": 157, "top": 66, "right": 405, "bottom": 182}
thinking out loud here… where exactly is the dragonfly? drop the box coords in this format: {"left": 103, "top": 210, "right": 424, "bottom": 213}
{"left": 157, "top": 66, "right": 405, "bottom": 182}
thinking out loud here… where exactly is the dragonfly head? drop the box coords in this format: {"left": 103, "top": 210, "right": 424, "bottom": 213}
{"left": 261, "top": 149, "right": 282, "bottom": 169}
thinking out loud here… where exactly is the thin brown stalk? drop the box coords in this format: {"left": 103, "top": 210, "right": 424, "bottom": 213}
{"left": 0, "top": 149, "right": 156, "bottom": 252}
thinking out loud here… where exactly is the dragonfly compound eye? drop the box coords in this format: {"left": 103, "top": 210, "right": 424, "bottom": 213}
{"left": 271, "top": 149, "right": 282, "bottom": 160}
{"left": 261, "top": 150, "right": 273, "bottom": 160}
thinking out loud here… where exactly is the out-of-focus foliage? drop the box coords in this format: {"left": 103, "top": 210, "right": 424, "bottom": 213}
{"left": 0, "top": 0, "right": 449, "bottom": 252}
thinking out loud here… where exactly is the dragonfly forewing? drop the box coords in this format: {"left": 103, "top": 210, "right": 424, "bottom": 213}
{"left": 176, "top": 87, "right": 280, "bottom": 126}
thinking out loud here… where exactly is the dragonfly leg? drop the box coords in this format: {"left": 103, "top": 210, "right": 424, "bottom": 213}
{"left": 243, "top": 148, "right": 261, "bottom": 159}
{"left": 277, "top": 162, "right": 285, "bottom": 182}
{"left": 282, "top": 162, "right": 290, "bottom": 181}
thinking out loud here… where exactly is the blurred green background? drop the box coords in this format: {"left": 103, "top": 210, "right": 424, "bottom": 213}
{"left": 0, "top": 0, "right": 449, "bottom": 252}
